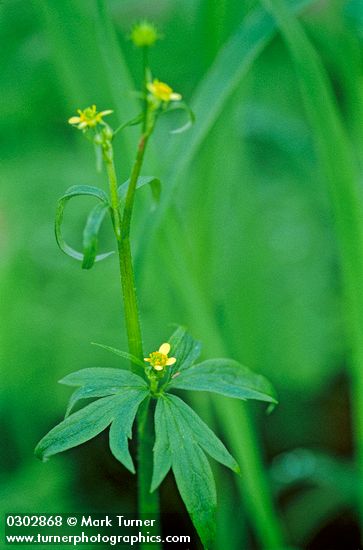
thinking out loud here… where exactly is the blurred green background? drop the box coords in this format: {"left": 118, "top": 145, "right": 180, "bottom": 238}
{"left": 1, "top": 0, "right": 363, "bottom": 548}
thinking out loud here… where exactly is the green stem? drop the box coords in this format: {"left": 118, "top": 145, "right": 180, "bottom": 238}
{"left": 142, "top": 47, "right": 149, "bottom": 133}
{"left": 105, "top": 155, "right": 143, "bottom": 366}
{"left": 105, "top": 137, "right": 160, "bottom": 549}
{"left": 122, "top": 131, "right": 151, "bottom": 239}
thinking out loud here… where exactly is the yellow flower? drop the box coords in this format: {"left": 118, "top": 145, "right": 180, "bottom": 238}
{"left": 147, "top": 80, "right": 182, "bottom": 103}
{"left": 68, "top": 105, "right": 113, "bottom": 130}
{"left": 131, "top": 21, "right": 159, "bottom": 47}
{"left": 144, "top": 342, "right": 176, "bottom": 372}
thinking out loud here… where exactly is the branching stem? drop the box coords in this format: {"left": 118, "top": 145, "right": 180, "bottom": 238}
{"left": 104, "top": 111, "right": 160, "bottom": 549}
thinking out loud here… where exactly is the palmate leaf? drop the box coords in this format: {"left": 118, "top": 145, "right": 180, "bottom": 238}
{"left": 35, "top": 390, "right": 148, "bottom": 472}
{"left": 168, "top": 358, "right": 278, "bottom": 405}
{"left": 59, "top": 367, "right": 147, "bottom": 416}
{"left": 152, "top": 394, "right": 238, "bottom": 548}
{"left": 55, "top": 184, "right": 113, "bottom": 265}
{"left": 36, "top": 368, "right": 148, "bottom": 472}
{"left": 59, "top": 367, "right": 147, "bottom": 388}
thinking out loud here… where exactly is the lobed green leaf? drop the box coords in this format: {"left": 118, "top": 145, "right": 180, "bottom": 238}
{"left": 169, "top": 358, "right": 278, "bottom": 405}
{"left": 109, "top": 390, "right": 149, "bottom": 473}
{"left": 59, "top": 367, "right": 147, "bottom": 388}
{"left": 35, "top": 396, "right": 118, "bottom": 462}
{"left": 35, "top": 389, "right": 148, "bottom": 472}
{"left": 166, "top": 394, "right": 239, "bottom": 474}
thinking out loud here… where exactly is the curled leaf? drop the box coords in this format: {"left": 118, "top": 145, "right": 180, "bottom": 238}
{"left": 55, "top": 185, "right": 113, "bottom": 265}
{"left": 162, "top": 101, "right": 195, "bottom": 134}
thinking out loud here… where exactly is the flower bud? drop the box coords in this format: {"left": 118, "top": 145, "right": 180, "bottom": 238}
{"left": 130, "top": 21, "right": 159, "bottom": 47}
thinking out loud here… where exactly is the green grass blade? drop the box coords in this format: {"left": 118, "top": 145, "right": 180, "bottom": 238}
{"left": 259, "top": 0, "right": 363, "bottom": 532}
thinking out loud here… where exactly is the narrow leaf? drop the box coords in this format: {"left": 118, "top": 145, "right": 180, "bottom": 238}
{"left": 161, "top": 101, "right": 195, "bottom": 134}
{"left": 59, "top": 367, "right": 147, "bottom": 388}
{"left": 167, "top": 394, "right": 239, "bottom": 473}
{"left": 55, "top": 184, "right": 112, "bottom": 264}
{"left": 118, "top": 176, "right": 161, "bottom": 209}
{"left": 163, "top": 396, "right": 216, "bottom": 548}
{"left": 82, "top": 202, "right": 111, "bottom": 270}
{"left": 91, "top": 343, "right": 146, "bottom": 369}
{"left": 151, "top": 399, "right": 172, "bottom": 492}
{"left": 169, "top": 358, "right": 278, "bottom": 404}
{"left": 35, "top": 396, "right": 117, "bottom": 461}
{"left": 109, "top": 389, "right": 148, "bottom": 473}
{"left": 60, "top": 185, "right": 109, "bottom": 203}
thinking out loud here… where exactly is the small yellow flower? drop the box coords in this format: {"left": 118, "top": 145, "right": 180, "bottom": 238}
{"left": 144, "top": 342, "right": 176, "bottom": 372}
{"left": 130, "top": 21, "right": 159, "bottom": 47}
{"left": 68, "top": 105, "right": 113, "bottom": 130}
{"left": 147, "top": 79, "right": 182, "bottom": 103}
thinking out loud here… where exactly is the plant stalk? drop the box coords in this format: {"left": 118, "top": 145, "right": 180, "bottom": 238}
{"left": 105, "top": 134, "right": 160, "bottom": 549}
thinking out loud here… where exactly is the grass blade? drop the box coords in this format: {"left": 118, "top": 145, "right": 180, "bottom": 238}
{"left": 259, "top": 0, "right": 363, "bottom": 533}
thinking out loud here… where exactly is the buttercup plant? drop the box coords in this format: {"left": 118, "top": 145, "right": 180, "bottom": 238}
{"left": 35, "top": 22, "right": 277, "bottom": 549}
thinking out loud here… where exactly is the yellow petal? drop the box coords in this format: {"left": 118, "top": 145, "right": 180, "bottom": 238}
{"left": 144, "top": 358, "right": 151, "bottom": 362}
{"left": 170, "top": 93, "right": 182, "bottom": 101}
{"left": 159, "top": 342, "right": 170, "bottom": 355}
{"left": 153, "top": 364, "right": 164, "bottom": 371}
{"left": 99, "top": 110, "right": 113, "bottom": 116}
{"left": 68, "top": 116, "right": 81, "bottom": 124}
{"left": 166, "top": 357, "right": 176, "bottom": 366}
{"left": 78, "top": 121, "right": 88, "bottom": 129}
